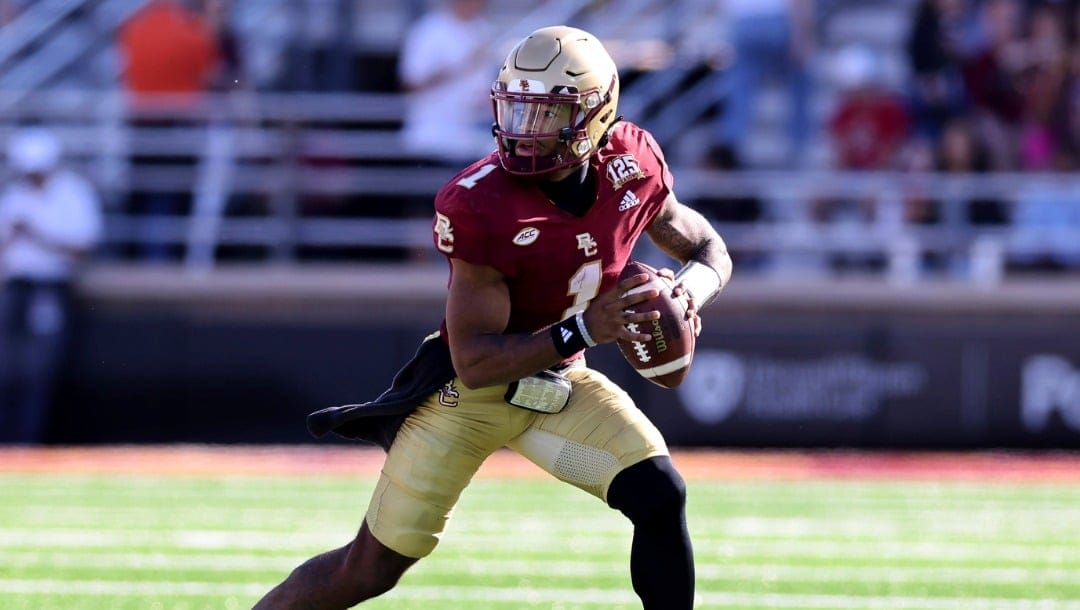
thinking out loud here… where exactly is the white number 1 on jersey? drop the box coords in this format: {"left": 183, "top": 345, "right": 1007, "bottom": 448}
{"left": 562, "top": 260, "right": 603, "bottom": 319}
{"left": 456, "top": 164, "right": 497, "bottom": 189}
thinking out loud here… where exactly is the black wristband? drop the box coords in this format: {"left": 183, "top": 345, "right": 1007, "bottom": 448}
{"left": 550, "top": 315, "right": 590, "bottom": 358}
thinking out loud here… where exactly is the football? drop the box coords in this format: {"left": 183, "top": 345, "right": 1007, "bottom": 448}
{"left": 616, "top": 261, "right": 695, "bottom": 389}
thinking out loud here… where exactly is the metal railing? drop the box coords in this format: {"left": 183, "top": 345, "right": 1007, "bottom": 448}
{"left": 2, "top": 90, "right": 1078, "bottom": 281}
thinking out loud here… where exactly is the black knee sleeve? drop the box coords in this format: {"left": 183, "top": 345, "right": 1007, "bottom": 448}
{"left": 607, "top": 456, "right": 687, "bottom": 526}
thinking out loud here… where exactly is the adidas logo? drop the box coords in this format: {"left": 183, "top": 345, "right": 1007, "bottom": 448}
{"left": 560, "top": 327, "right": 574, "bottom": 342}
{"left": 618, "top": 190, "right": 640, "bottom": 212}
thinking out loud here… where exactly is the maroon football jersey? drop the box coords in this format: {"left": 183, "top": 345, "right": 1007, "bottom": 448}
{"left": 433, "top": 121, "right": 674, "bottom": 341}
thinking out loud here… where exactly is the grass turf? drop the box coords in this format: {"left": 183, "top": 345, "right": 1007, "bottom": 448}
{"left": 1, "top": 473, "right": 1078, "bottom": 609}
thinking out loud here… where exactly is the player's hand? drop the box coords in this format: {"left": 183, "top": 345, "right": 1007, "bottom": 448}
{"left": 582, "top": 272, "right": 660, "bottom": 345}
{"left": 658, "top": 268, "right": 702, "bottom": 337}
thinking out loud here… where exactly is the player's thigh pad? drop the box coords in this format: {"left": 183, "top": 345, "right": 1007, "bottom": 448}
{"left": 507, "top": 367, "right": 668, "bottom": 502}
{"left": 365, "top": 379, "right": 533, "bottom": 558}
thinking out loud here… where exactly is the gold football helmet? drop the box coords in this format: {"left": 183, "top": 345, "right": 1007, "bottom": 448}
{"left": 491, "top": 26, "right": 620, "bottom": 175}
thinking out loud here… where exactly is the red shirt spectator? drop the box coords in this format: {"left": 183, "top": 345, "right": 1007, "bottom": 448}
{"left": 829, "top": 92, "right": 911, "bottom": 169}
{"left": 118, "top": 0, "right": 220, "bottom": 96}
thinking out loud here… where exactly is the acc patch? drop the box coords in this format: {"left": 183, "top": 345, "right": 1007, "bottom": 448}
{"left": 606, "top": 154, "right": 646, "bottom": 190}
{"left": 513, "top": 226, "right": 540, "bottom": 246}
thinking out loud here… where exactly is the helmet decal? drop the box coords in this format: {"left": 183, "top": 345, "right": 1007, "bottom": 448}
{"left": 510, "top": 79, "right": 546, "bottom": 93}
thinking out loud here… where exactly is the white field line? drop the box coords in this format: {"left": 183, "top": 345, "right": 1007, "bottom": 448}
{"left": 3, "top": 551, "right": 1080, "bottom": 586}
{"left": 694, "top": 538, "right": 1080, "bottom": 563}
{"left": 450, "top": 537, "right": 1080, "bottom": 564}
{"left": 702, "top": 516, "right": 1080, "bottom": 539}
{"left": 1, "top": 528, "right": 1079, "bottom": 562}
{"left": 0, "top": 579, "right": 266, "bottom": 597}
{"left": 3, "top": 508, "right": 1078, "bottom": 541}
{"left": 7, "top": 482, "right": 1078, "bottom": 508}
{"left": 1, "top": 502, "right": 361, "bottom": 520}
{"left": 0, "top": 580, "right": 1078, "bottom": 609}
{"left": 8, "top": 498, "right": 1075, "bottom": 523}
{"left": 8, "top": 480, "right": 1079, "bottom": 505}
{"left": 9, "top": 506, "right": 1077, "bottom": 540}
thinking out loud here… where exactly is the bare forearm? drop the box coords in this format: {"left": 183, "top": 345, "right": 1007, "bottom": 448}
{"left": 450, "top": 329, "right": 566, "bottom": 389}
{"left": 648, "top": 206, "right": 732, "bottom": 287}
{"left": 444, "top": 256, "right": 660, "bottom": 389}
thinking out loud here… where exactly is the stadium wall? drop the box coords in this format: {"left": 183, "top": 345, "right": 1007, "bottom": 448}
{"left": 49, "top": 267, "right": 1080, "bottom": 449}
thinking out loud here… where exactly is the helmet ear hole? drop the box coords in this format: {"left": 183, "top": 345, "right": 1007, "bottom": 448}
{"left": 558, "top": 127, "right": 574, "bottom": 142}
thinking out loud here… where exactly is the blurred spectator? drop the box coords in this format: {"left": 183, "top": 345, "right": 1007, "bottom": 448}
{"left": 897, "top": 137, "right": 939, "bottom": 224}
{"left": 199, "top": 0, "right": 245, "bottom": 91}
{"left": 902, "top": 118, "right": 1008, "bottom": 275}
{"left": 1009, "top": 152, "right": 1080, "bottom": 270}
{"left": 0, "top": 128, "right": 103, "bottom": 444}
{"left": 398, "top": 0, "right": 495, "bottom": 165}
{"left": 118, "top": 0, "right": 222, "bottom": 102}
{"left": 280, "top": 0, "right": 356, "bottom": 91}
{"left": 961, "top": 0, "right": 1028, "bottom": 170}
{"left": 1070, "top": 2, "right": 1080, "bottom": 152}
{"left": 892, "top": 136, "right": 950, "bottom": 276}
{"left": 937, "top": 118, "right": 1009, "bottom": 278}
{"left": 816, "top": 45, "right": 911, "bottom": 272}
{"left": 937, "top": 117, "right": 1007, "bottom": 226}
{"left": 937, "top": 118, "right": 989, "bottom": 174}
{"left": 117, "top": 0, "right": 223, "bottom": 261}
{"left": 826, "top": 46, "right": 911, "bottom": 171}
{"left": 1004, "top": 1, "right": 1080, "bottom": 269}
{"left": 0, "top": 0, "right": 22, "bottom": 26}
{"left": 709, "top": 0, "right": 814, "bottom": 168}
{"left": 905, "top": 0, "right": 976, "bottom": 139}
{"left": 1017, "top": 2, "right": 1073, "bottom": 171}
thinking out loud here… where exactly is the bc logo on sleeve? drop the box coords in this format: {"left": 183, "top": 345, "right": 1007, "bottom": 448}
{"left": 434, "top": 212, "right": 455, "bottom": 253}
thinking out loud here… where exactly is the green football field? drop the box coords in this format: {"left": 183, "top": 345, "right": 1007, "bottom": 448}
{"left": 1, "top": 454, "right": 1079, "bottom": 609}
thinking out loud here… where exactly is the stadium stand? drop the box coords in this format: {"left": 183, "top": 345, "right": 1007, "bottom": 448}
{"left": 3, "top": 1, "right": 1079, "bottom": 450}
{"left": 0, "top": 0, "right": 1077, "bottom": 278}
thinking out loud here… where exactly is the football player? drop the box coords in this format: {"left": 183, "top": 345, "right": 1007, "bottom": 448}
{"left": 255, "top": 25, "right": 732, "bottom": 609}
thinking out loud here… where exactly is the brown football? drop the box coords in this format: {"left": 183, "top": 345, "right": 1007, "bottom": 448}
{"left": 616, "top": 261, "right": 695, "bottom": 389}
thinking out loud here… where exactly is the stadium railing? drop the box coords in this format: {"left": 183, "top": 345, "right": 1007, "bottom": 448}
{"left": 1, "top": 90, "right": 1078, "bottom": 282}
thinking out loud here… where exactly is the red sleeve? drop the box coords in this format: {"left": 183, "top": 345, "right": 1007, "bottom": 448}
{"left": 641, "top": 128, "right": 675, "bottom": 195}
{"left": 626, "top": 124, "right": 674, "bottom": 226}
{"left": 432, "top": 191, "right": 489, "bottom": 266}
